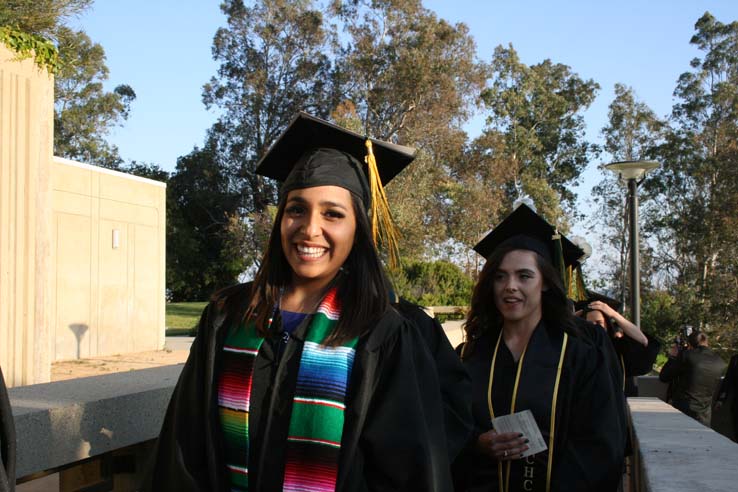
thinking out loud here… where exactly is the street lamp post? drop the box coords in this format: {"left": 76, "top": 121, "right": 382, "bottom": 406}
{"left": 604, "top": 160, "right": 660, "bottom": 328}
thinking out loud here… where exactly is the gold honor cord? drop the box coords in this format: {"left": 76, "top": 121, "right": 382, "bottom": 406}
{"left": 545, "top": 333, "right": 568, "bottom": 492}
{"left": 486, "top": 330, "right": 569, "bottom": 492}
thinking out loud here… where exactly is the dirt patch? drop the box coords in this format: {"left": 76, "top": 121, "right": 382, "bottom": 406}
{"left": 51, "top": 349, "right": 189, "bottom": 381}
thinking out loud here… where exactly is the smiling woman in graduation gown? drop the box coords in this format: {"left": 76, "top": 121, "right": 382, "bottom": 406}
{"left": 147, "top": 282, "right": 449, "bottom": 491}
{"left": 143, "top": 113, "right": 452, "bottom": 492}
{"left": 452, "top": 205, "right": 624, "bottom": 492}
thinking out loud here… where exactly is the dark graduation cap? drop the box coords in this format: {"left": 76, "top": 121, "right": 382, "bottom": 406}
{"left": 574, "top": 291, "right": 623, "bottom": 313}
{"left": 255, "top": 112, "right": 416, "bottom": 208}
{"left": 473, "top": 204, "right": 584, "bottom": 268}
{"left": 255, "top": 111, "right": 417, "bottom": 268}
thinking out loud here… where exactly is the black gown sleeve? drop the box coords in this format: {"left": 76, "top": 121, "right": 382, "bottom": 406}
{"left": 396, "top": 299, "right": 473, "bottom": 461}
{"left": 659, "top": 355, "right": 682, "bottom": 383}
{"left": 618, "top": 332, "right": 661, "bottom": 377}
{"left": 357, "top": 316, "right": 453, "bottom": 492}
{"left": 555, "top": 343, "right": 624, "bottom": 491}
{"left": 141, "top": 303, "right": 219, "bottom": 492}
{"left": 0, "top": 366, "right": 15, "bottom": 492}
{"left": 717, "top": 355, "right": 738, "bottom": 403}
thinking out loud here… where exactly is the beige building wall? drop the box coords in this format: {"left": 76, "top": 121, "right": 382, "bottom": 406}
{"left": 51, "top": 157, "right": 166, "bottom": 361}
{"left": 0, "top": 44, "right": 54, "bottom": 386}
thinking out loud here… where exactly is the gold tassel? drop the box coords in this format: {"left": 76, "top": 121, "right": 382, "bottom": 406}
{"left": 365, "top": 139, "right": 401, "bottom": 269}
{"left": 575, "top": 264, "right": 588, "bottom": 302}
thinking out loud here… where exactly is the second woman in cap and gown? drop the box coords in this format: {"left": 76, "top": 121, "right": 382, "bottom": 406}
{"left": 453, "top": 204, "right": 625, "bottom": 492}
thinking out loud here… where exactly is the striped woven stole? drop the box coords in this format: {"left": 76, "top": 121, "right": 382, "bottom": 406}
{"left": 217, "top": 286, "right": 357, "bottom": 492}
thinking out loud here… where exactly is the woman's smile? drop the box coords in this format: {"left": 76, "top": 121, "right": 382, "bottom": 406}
{"left": 294, "top": 243, "right": 329, "bottom": 260}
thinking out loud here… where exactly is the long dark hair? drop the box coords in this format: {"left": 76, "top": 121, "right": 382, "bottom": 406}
{"left": 462, "top": 243, "right": 579, "bottom": 358}
{"left": 245, "top": 191, "right": 391, "bottom": 346}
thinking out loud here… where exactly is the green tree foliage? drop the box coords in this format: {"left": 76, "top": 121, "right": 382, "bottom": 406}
{"left": 477, "top": 45, "right": 599, "bottom": 217}
{"left": 444, "top": 130, "right": 514, "bottom": 273}
{"left": 54, "top": 27, "right": 135, "bottom": 168}
{"left": 0, "top": 25, "right": 59, "bottom": 72}
{"left": 121, "top": 161, "right": 169, "bottom": 182}
{"left": 0, "top": 0, "right": 91, "bottom": 38}
{"left": 168, "top": 0, "right": 333, "bottom": 298}
{"left": 329, "top": 0, "right": 487, "bottom": 260}
{"left": 166, "top": 137, "right": 249, "bottom": 301}
{"left": 392, "top": 259, "right": 473, "bottom": 307}
{"left": 644, "top": 12, "right": 738, "bottom": 355}
{"left": 202, "top": 0, "right": 333, "bottom": 214}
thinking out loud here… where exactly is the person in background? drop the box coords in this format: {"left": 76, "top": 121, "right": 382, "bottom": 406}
{"left": 453, "top": 204, "right": 624, "bottom": 492}
{"left": 576, "top": 294, "right": 661, "bottom": 396}
{"left": 0, "top": 366, "right": 15, "bottom": 492}
{"left": 716, "top": 354, "right": 738, "bottom": 441}
{"left": 144, "top": 113, "right": 453, "bottom": 491}
{"left": 659, "top": 331, "right": 726, "bottom": 426}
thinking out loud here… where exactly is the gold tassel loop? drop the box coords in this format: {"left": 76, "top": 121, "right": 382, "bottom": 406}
{"left": 566, "top": 264, "right": 588, "bottom": 301}
{"left": 364, "top": 139, "right": 401, "bottom": 269}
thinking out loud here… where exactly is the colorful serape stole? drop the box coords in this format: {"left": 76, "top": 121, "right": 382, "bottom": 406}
{"left": 218, "top": 321, "right": 264, "bottom": 491}
{"left": 283, "top": 287, "right": 357, "bottom": 492}
{"left": 216, "top": 286, "right": 357, "bottom": 492}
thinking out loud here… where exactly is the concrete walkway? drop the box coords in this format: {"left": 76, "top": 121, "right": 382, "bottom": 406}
{"left": 442, "top": 320, "right": 464, "bottom": 349}
{"left": 164, "top": 336, "right": 195, "bottom": 352}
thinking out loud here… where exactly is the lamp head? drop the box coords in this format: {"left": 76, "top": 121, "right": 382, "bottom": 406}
{"left": 604, "top": 160, "right": 660, "bottom": 181}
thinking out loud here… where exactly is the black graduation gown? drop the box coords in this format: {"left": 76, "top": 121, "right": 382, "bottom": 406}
{"left": 612, "top": 332, "right": 661, "bottom": 396}
{"left": 143, "top": 283, "right": 453, "bottom": 492}
{"left": 0, "top": 366, "right": 15, "bottom": 492}
{"left": 453, "top": 322, "right": 623, "bottom": 492}
{"left": 573, "top": 317, "right": 628, "bottom": 458}
{"left": 394, "top": 298, "right": 473, "bottom": 461}
{"left": 717, "top": 354, "right": 738, "bottom": 437}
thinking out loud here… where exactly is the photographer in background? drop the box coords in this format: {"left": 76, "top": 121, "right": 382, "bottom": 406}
{"left": 659, "top": 331, "right": 727, "bottom": 426}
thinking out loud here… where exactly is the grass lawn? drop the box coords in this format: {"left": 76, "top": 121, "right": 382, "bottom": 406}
{"left": 166, "top": 302, "right": 207, "bottom": 336}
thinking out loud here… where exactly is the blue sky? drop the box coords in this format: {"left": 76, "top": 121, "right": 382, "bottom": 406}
{"left": 73, "top": 0, "right": 738, "bottom": 250}
{"left": 75, "top": 1, "right": 738, "bottom": 172}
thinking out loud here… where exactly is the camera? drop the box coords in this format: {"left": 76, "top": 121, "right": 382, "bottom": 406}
{"left": 674, "top": 324, "right": 694, "bottom": 353}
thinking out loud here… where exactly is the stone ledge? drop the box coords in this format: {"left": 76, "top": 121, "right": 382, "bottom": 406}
{"left": 629, "top": 397, "right": 738, "bottom": 492}
{"left": 9, "top": 365, "right": 183, "bottom": 478}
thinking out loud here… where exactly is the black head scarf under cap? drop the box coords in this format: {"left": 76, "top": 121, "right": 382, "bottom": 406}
{"left": 281, "top": 148, "right": 370, "bottom": 207}
{"left": 473, "top": 204, "right": 583, "bottom": 268}
{"left": 255, "top": 112, "right": 416, "bottom": 209}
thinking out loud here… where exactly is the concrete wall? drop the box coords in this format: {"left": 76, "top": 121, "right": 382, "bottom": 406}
{"left": 9, "top": 365, "right": 180, "bottom": 479}
{"left": 51, "top": 158, "right": 166, "bottom": 361}
{"left": 0, "top": 43, "right": 54, "bottom": 386}
{"left": 628, "top": 397, "right": 738, "bottom": 492}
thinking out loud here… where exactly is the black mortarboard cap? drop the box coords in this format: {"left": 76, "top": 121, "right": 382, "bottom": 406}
{"left": 473, "top": 204, "right": 584, "bottom": 268}
{"left": 255, "top": 112, "right": 416, "bottom": 208}
{"left": 574, "top": 291, "right": 623, "bottom": 313}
